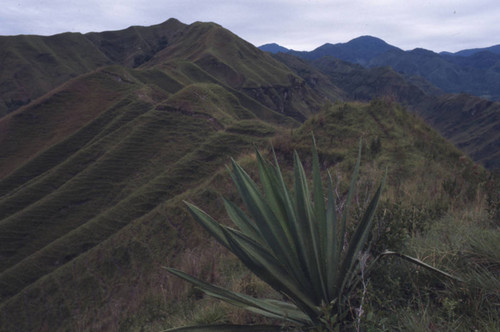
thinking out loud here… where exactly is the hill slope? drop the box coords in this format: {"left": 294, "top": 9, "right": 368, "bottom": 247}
{"left": 0, "top": 18, "right": 188, "bottom": 117}
{"left": 0, "top": 20, "right": 340, "bottom": 314}
{"left": 1, "top": 95, "right": 492, "bottom": 331}
{"left": 274, "top": 54, "right": 499, "bottom": 169}
{"left": 0, "top": 20, "right": 497, "bottom": 331}
{"left": 370, "top": 48, "right": 500, "bottom": 100}
{"left": 0, "top": 33, "right": 111, "bottom": 116}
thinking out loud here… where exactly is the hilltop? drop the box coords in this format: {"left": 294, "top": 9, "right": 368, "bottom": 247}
{"left": 0, "top": 19, "right": 498, "bottom": 331}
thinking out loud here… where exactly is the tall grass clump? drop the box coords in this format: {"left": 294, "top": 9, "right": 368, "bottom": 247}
{"left": 163, "top": 138, "right": 456, "bottom": 331}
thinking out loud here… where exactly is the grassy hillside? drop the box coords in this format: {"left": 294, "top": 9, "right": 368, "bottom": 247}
{"left": 420, "top": 94, "right": 500, "bottom": 170}
{"left": 0, "top": 18, "right": 187, "bottom": 118}
{"left": 0, "top": 19, "right": 498, "bottom": 331}
{"left": 85, "top": 18, "right": 187, "bottom": 67}
{"left": 287, "top": 55, "right": 499, "bottom": 170}
{"left": 1, "top": 98, "right": 496, "bottom": 331}
{"left": 2, "top": 18, "right": 496, "bottom": 169}
{"left": 0, "top": 21, "right": 327, "bottom": 319}
{"left": 0, "top": 59, "right": 294, "bottom": 296}
{"left": 0, "top": 66, "right": 140, "bottom": 179}
{"left": 0, "top": 76, "right": 280, "bottom": 330}
{"left": 144, "top": 22, "right": 342, "bottom": 120}
{"left": 0, "top": 33, "right": 111, "bottom": 116}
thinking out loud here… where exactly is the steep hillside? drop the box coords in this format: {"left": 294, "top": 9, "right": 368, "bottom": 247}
{"left": 422, "top": 93, "right": 500, "bottom": 169}
{"left": 0, "top": 17, "right": 339, "bottom": 122}
{"left": 271, "top": 53, "right": 347, "bottom": 101}
{"left": 0, "top": 20, "right": 497, "bottom": 331}
{"left": 3, "top": 21, "right": 495, "bottom": 170}
{"left": 0, "top": 20, "right": 338, "bottom": 319}
{"left": 0, "top": 60, "right": 284, "bottom": 304}
{"left": 0, "top": 19, "right": 336, "bottom": 181}
{"left": 0, "top": 66, "right": 140, "bottom": 179}
{"left": 143, "top": 22, "right": 342, "bottom": 120}
{"left": 275, "top": 54, "right": 499, "bottom": 170}
{"left": 308, "top": 56, "right": 431, "bottom": 104}
{"left": 0, "top": 18, "right": 187, "bottom": 117}
{"left": 370, "top": 48, "right": 500, "bottom": 100}
{"left": 0, "top": 33, "right": 111, "bottom": 116}
{"left": 1, "top": 97, "right": 493, "bottom": 331}
{"left": 85, "top": 18, "right": 187, "bottom": 67}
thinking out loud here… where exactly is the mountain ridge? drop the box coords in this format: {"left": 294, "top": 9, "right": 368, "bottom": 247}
{"left": 259, "top": 39, "right": 500, "bottom": 58}
{"left": 259, "top": 37, "right": 500, "bottom": 101}
{"left": 441, "top": 44, "right": 500, "bottom": 56}
{"left": 0, "top": 19, "right": 498, "bottom": 331}
{"left": 0, "top": 18, "right": 188, "bottom": 117}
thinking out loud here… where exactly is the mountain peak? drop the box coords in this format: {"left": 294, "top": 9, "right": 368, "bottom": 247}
{"left": 293, "top": 35, "right": 399, "bottom": 65}
{"left": 347, "top": 35, "right": 390, "bottom": 46}
{"left": 258, "top": 43, "right": 290, "bottom": 54}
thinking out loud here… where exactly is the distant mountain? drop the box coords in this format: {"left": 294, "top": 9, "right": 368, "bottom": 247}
{"left": 370, "top": 48, "right": 500, "bottom": 100}
{"left": 258, "top": 43, "right": 290, "bottom": 54}
{"left": 288, "top": 36, "right": 401, "bottom": 66}
{"left": 261, "top": 36, "right": 500, "bottom": 101}
{"left": 441, "top": 44, "right": 500, "bottom": 57}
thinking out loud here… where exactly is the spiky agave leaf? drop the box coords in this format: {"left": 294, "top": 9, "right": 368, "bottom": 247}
{"left": 228, "top": 157, "right": 304, "bottom": 282}
{"left": 293, "top": 150, "right": 327, "bottom": 302}
{"left": 336, "top": 169, "right": 386, "bottom": 305}
{"left": 325, "top": 171, "right": 340, "bottom": 300}
{"left": 162, "top": 324, "right": 287, "bottom": 332}
{"left": 379, "top": 250, "right": 463, "bottom": 282}
{"left": 183, "top": 200, "right": 320, "bottom": 320}
{"left": 162, "top": 267, "right": 311, "bottom": 325}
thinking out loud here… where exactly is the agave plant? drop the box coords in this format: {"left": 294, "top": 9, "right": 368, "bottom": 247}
{"left": 164, "top": 138, "right": 461, "bottom": 330}
{"left": 163, "top": 138, "right": 387, "bottom": 331}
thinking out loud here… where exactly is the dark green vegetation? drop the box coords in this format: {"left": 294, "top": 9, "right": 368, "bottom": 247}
{"left": 166, "top": 140, "right": 387, "bottom": 330}
{"left": 166, "top": 140, "right": 464, "bottom": 331}
{"left": 0, "top": 19, "right": 498, "bottom": 331}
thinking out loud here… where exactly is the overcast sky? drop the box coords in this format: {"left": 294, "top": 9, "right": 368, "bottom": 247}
{"left": 2, "top": 0, "right": 499, "bottom": 52}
